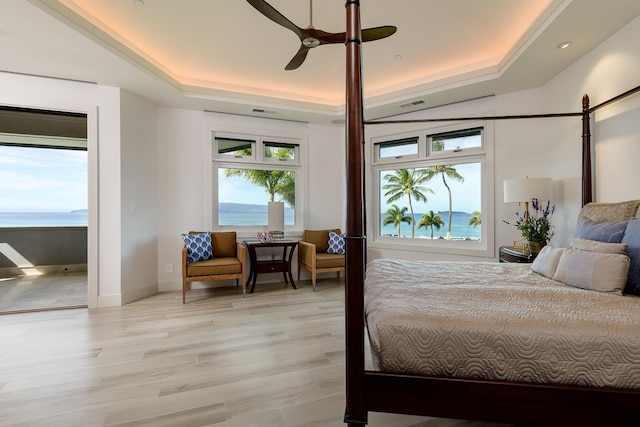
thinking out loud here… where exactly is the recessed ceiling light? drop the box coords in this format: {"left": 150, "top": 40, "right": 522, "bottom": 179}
{"left": 557, "top": 41, "right": 573, "bottom": 49}
{"left": 132, "top": 0, "right": 145, "bottom": 8}
{"left": 394, "top": 55, "right": 403, "bottom": 61}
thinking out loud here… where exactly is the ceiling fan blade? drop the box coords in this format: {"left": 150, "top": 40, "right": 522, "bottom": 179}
{"left": 317, "top": 32, "right": 346, "bottom": 44}
{"left": 317, "top": 25, "right": 397, "bottom": 45}
{"left": 285, "top": 45, "right": 311, "bottom": 70}
{"left": 247, "top": 0, "right": 303, "bottom": 38}
{"left": 362, "top": 25, "right": 397, "bottom": 42}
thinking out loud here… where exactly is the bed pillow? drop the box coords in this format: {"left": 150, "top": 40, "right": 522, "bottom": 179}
{"left": 531, "top": 245, "right": 565, "bottom": 279}
{"left": 621, "top": 219, "right": 640, "bottom": 296}
{"left": 573, "top": 217, "right": 627, "bottom": 243}
{"left": 552, "top": 248, "right": 629, "bottom": 294}
{"left": 327, "top": 231, "right": 346, "bottom": 254}
{"left": 181, "top": 232, "right": 213, "bottom": 263}
{"left": 570, "top": 237, "right": 628, "bottom": 254}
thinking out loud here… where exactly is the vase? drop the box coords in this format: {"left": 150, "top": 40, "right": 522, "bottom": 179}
{"left": 527, "top": 240, "right": 545, "bottom": 255}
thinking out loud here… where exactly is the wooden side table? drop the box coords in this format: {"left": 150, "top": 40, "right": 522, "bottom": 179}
{"left": 243, "top": 240, "right": 298, "bottom": 293}
{"left": 499, "top": 246, "right": 537, "bottom": 263}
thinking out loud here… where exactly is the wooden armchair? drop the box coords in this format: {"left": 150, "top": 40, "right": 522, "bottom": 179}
{"left": 182, "top": 231, "right": 246, "bottom": 303}
{"left": 298, "top": 229, "right": 345, "bottom": 291}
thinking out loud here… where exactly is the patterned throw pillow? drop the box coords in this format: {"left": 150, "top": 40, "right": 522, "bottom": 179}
{"left": 573, "top": 217, "right": 628, "bottom": 243}
{"left": 181, "top": 232, "right": 213, "bottom": 263}
{"left": 327, "top": 231, "right": 346, "bottom": 254}
{"left": 552, "top": 248, "right": 629, "bottom": 294}
{"left": 621, "top": 219, "right": 640, "bottom": 296}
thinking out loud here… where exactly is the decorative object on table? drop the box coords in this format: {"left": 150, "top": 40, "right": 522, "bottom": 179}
{"left": 503, "top": 177, "right": 553, "bottom": 252}
{"left": 269, "top": 230, "right": 284, "bottom": 240}
{"left": 505, "top": 198, "right": 555, "bottom": 254}
{"left": 256, "top": 231, "right": 272, "bottom": 242}
{"left": 268, "top": 201, "right": 285, "bottom": 238}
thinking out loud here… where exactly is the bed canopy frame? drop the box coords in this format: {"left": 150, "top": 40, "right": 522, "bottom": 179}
{"left": 342, "top": 2, "right": 640, "bottom": 426}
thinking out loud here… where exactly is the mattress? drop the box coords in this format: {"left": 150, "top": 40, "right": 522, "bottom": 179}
{"left": 364, "top": 259, "right": 640, "bottom": 389}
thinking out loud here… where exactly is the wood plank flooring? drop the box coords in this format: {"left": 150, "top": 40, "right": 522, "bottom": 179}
{"left": 0, "top": 279, "right": 509, "bottom": 427}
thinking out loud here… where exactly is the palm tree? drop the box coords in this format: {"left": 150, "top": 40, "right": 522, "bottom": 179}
{"left": 424, "top": 142, "right": 464, "bottom": 239}
{"left": 382, "top": 204, "right": 412, "bottom": 237}
{"left": 224, "top": 147, "right": 295, "bottom": 206}
{"left": 382, "top": 169, "right": 434, "bottom": 238}
{"left": 417, "top": 210, "right": 445, "bottom": 239}
{"left": 468, "top": 210, "right": 482, "bottom": 228}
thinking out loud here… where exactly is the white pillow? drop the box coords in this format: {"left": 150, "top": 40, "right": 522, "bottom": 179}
{"left": 570, "top": 237, "right": 628, "bottom": 254}
{"left": 552, "top": 248, "right": 630, "bottom": 293}
{"left": 531, "top": 246, "right": 565, "bottom": 279}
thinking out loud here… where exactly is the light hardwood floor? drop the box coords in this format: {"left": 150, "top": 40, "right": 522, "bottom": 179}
{"left": 0, "top": 279, "right": 509, "bottom": 427}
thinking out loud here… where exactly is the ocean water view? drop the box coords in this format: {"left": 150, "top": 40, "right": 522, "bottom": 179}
{"left": 380, "top": 211, "right": 481, "bottom": 240}
{"left": 0, "top": 211, "right": 88, "bottom": 227}
{"left": 219, "top": 203, "right": 295, "bottom": 226}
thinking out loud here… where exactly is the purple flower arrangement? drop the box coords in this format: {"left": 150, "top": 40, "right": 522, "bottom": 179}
{"left": 505, "top": 198, "right": 555, "bottom": 242}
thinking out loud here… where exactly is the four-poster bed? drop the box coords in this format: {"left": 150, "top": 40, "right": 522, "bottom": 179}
{"left": 342, "top": 2, "right": 640, "bottom": 426}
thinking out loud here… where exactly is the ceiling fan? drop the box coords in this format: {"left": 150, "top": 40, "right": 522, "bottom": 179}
{"left": 247, "top": 0, "right": 397, "bottom": 70}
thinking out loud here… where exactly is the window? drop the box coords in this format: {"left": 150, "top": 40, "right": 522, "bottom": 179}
{"left": 375, "top": 136, "right": 419, "bottom": 161}
{"left": 370, "top": 122, "right": 493, "bottom": 256}
{"left": 211, "top": 131, "right": 304, "bottom": 231}
{"left": 0, "top": 142, "right": 87, "bottom": 227}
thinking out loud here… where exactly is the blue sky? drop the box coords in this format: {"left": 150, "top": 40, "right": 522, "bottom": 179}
{"left": 218, "top": 169, "right": 273, "bottom": 205}
{"left": 380, "top": 163, "right": 481, "bottom": 214}
{"left": 0, "top": 145, "right": 87, "bottom": 212}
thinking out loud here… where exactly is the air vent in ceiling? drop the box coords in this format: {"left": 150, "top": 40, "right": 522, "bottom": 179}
{"left": 399, "top": 100, "right": 425, "bottom": 108}
{"left": 252, "top": 108, "right": 276, "bottom": 115}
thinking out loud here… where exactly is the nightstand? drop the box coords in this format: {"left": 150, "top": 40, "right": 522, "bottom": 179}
{"left": 499, "top": 246, "right": 537, "bottom": 263}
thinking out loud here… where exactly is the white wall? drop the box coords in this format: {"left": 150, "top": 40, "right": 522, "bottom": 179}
{"left": 541, "top": 13, "right": 640, "bottom": 246}
{"left": 120, "top": 89, "right": 158, "bottom": 303}
{"left": 156, "top": 109, "right": 344, "bottom": 291}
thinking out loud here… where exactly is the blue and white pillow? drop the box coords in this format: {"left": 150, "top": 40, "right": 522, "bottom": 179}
{"left": 181, "top": 232, "right": 213, "bottom": 263}
{"left": 327, "top": 231, "right": 346, "bottom": 254}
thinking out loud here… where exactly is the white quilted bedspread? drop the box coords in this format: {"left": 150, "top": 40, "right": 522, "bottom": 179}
{"left": 364, "top": 259, "right": 640, "bottom": 389}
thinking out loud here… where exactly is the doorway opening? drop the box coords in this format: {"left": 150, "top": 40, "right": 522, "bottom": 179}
{"left": 0, "top": 106, "right": 88, "bottom": 314}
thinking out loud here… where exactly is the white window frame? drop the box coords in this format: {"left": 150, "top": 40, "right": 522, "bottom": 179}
{"left": 206, "top": 127, "right": 306, "bottom": 236}
{"left": 368, "top": 120, "right": 494, "bottom": 257}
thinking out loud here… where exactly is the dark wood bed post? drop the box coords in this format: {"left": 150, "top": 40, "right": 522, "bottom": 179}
{"left": 343, "top": 0, "right": 367, "bottom": 425}
{"left": 582, "top": 94, "right": 592, "bottom": 206}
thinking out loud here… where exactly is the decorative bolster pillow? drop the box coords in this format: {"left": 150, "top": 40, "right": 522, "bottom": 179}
{"left": 570, "top": 237, "right": 628, "bottom": 254}
{"left": 552, "top": 248, "right": 630, "bottom": 294}
{"left": 531, "top": 245, "right": 565, "bottom": 279}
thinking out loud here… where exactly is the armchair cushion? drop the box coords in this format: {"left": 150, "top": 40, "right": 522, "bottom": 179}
{"left": 186, "top": 257, "right": 243, "bottom": 277}
{"left": 181, "top": 232, "right": 213, "bottom": 263}
{"left": 327, "top": 231, "right": 346, "bottom": 254}
{"left": 316, "top": 253, "right": 346, "bottom": 268}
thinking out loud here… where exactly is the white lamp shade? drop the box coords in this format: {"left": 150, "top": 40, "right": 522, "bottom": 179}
{"left": 268, "top": 201, "right": 285, "bottom": 232}
{"left": 504, "top": 178, "right": 552, "bottom": 203}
